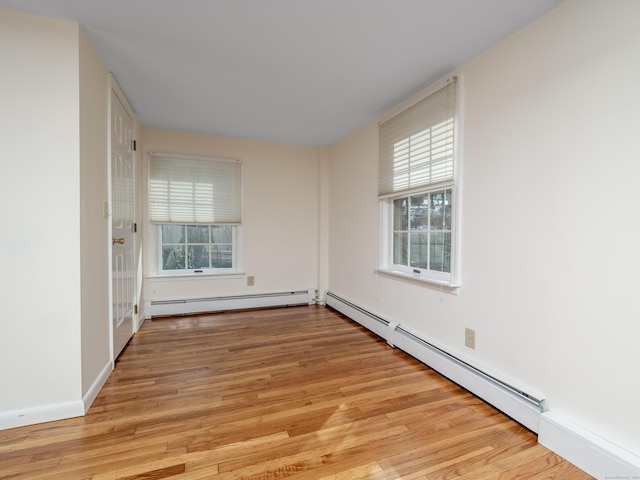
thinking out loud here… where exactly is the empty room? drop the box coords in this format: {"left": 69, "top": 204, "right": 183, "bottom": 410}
{"left": 1, "top": 1, "right": 639, "bottom": 478}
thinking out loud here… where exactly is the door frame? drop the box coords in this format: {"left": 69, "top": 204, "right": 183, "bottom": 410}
{"left": 107, "top": 74, "right": 139, "bottom": 368}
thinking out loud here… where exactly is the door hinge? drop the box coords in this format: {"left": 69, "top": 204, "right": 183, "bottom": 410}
{"left": 134, "top": 304, "right": 138, "bottom": 315}
{"left": 132, "top": 223, "right": 137, "bottom": 233}
{"left": 132, "top": 140, "right": 137, "bottom": 151}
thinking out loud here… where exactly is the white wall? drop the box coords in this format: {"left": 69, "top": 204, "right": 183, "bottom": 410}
{"left": 0, "top": 8, "right": 83, "bottom": 417}
{"left": 329, "top": 0, "right": 640, "bottom": 458}
{"left": 0, "top": 8, "right": 115, "bottom": 427}
{"left": 79, "top": 27, "right": 111, "bottom": 399}
{"left": 142, "top": 128, "right": 320, "bottom": 302}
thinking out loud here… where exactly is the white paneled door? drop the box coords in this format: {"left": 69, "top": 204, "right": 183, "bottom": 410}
{"left": 111, "top": 88, "right": 135, "bottom": 361}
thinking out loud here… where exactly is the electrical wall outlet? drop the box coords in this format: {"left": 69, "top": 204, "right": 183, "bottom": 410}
{"left": 247, "top": 275, "right": 255, "bottom": 286}
{"left": 465, "top": 328, "right": 476, "bottom": 349}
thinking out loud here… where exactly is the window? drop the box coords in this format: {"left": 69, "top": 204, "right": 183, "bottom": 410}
{"left": 149, "top": 153, "right": 243, "bottom": 274}
{"left": 378, "top": 77, "right": 459, "bottom": 285}
{"left": 160, "top": 224, "right": 234, "bottom": 271}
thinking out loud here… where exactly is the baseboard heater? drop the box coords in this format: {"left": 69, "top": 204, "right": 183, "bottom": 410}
{"left": 325, "top": 291, "right": 545, "bottom": 433}
{"left": 148, "top": 289, "right": 316, "bottom": 318}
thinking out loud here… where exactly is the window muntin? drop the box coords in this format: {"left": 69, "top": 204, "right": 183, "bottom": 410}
{"left": 160, "top": 224, "right": 235, "bottom": 272}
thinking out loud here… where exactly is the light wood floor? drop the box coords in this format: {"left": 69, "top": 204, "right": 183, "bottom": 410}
{"left": 1, "top": 305, "right": 592, "bottom": 479}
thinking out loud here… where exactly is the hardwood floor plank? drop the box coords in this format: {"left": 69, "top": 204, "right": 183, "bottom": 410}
{"left": 118, "top": 464, "right": 186, "bottom": 480}
{"left": 0, "top": 305, "right": 592, "bottom": 479}
{"left": 215, "top": 416, "right": 409, "bottom": 472}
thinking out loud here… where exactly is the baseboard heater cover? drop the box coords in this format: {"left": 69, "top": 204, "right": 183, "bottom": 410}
{"left": 149, "top": 289, "right": 316, "bottom": 317}
{"left": 325, "top": 291, "right": 545, "bottom": 433}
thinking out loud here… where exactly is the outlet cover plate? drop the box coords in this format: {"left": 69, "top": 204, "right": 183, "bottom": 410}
{"left": 465, "top": 328, "right": 476, "bottom": 349}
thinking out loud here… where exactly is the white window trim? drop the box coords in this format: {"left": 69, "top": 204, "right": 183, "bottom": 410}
{"left": 147, "top": 271, "right": 246, "bottom": 280}
{"left": 375, "top": 268, "right": 461, "bottom": 292}
{"left": 147, "top": 224, "right": 244, "bottom": 278}
{"left": 378, "top": 187, "right": 460, "bottom": 289}
{"left": 377, "top": 73, "right": 462, "bottom": 290}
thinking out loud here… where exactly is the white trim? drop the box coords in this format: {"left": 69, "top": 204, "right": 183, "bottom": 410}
{"left": 539, "top": 411, "right": 640, "bottom": 479}
{"left": 82, "top": 361, "right": 113, "bottom": 413}
{"left": 108, "top": 73, "right": 138, "bottom": 365}
{"left": 377, "top": 180, "right": 454, "bottom": 201}
{"left": 0, "top": 401, "right": 85, "bottom": 431}
{"left": 376, "top": 267, "right": 461, "bottom": 291}
{"left": 377, "top": 188, "right": 459, "bottom": 287}
{"left": 151, "top": 224, "right": 244, "bottom": 276}
{"left": 147, "top": 272, "right": 246, "bottom": 280}
{"left": 109, "top": 73, "right": 136, "bottom": 120}
{"left": 107, "top": 75, "right": 115, "bottom": 368}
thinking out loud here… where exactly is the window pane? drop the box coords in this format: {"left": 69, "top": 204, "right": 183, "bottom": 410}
{"left": 160, "top": 223, "right": 237, "bottom": 272}
{"left": 162, "top": 224, "right": 185, "bottom": 243}
{"left": 410, "top": 232, "right": 428, "bottom": 268}
{"left": 187, "top": 225, "right": 209, "bottom": 243}
{"left": 162, "top": 245, "right": 185, "bottom": 270}
{"left": 430, "top": 191, "right": 444, "bottom": 230}
{"left": 393, "top": 198, "right": 408, "bottom": 231}
{"left": 430, "top": 232, "right": 451, "bottom": 272}
{"left": 393, "top": 232, "right": 408, "bottom": 266}
{"left": 443, "top": 189, "right": 452, "bottom": 230}
{"left": 211, "top": 225, "right": 232, "bottom": 243}
{"left": 212, "top": 245, "right": 232, "bottom": 268}
{"left": 430, "top": 190, "right": 452, "bottom": 231}
{"left": 409, "top": 194, "right": 428, "bottom": 231}
{"left": 188, "top": 245, "right": 210, "bottom": 269}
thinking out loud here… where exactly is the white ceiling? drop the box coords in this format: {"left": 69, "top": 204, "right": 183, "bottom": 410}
{"left": 1, "top": 0, "right": 565, "bottom": 146}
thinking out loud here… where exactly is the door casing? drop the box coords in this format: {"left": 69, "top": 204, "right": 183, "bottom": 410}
{"left": 108, "top": 75, "right": 137, "bottom": 366}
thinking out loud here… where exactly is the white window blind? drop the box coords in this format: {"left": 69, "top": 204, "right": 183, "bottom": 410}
{"left": 379, "top": 78, "right": 457, "bottom": 197}
{"left": 149, "top": 153, "right": 242, "bottom": 224}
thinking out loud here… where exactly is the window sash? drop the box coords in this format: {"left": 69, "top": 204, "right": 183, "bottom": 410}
{"left": 149, "top": 153, "right": 242, "bottom": 224}
{"left": 379, "top": 78, "right": 457, "bottom": 197}
{"left": 159, "top": 224, "right": 235, "bottom": 272}
{"left": 378, "top": 186, "right": 460, "bottom": 288}
{"left": 390, "top": 189, "right": 453, "bottom": 274}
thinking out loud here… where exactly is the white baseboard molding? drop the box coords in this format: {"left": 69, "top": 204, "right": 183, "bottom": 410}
{"left": 148, "top": 289, "right": 316, "bottom": 318}
{"left": 325, "top": 291, "right": 544, "bottom": 433}
{"left": 83, "top": 361, "right": 113, "bottom": 413}
{"left": 0, "top": 400, "right": 85, "bottom": 431}
{"left": 539, "top": 411, "right": 640, "bottom": 479}
{"left": 1, "top": 362, "right": 113, "bottom": 431}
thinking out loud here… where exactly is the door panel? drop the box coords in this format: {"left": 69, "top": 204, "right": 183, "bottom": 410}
{"left": 111, "top": 89, "right": 135, "bottom": 360}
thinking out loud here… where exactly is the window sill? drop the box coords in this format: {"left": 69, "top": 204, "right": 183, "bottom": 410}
{"left": 147, "top": 271, "right": 245, "bottom": 281}
{"left": 376, "top": 268, "right": 460, "bottom": 292}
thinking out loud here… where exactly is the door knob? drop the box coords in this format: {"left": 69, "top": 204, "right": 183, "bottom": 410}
{"left": 112, "top": 237, "right": 125, "bottom": 245}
